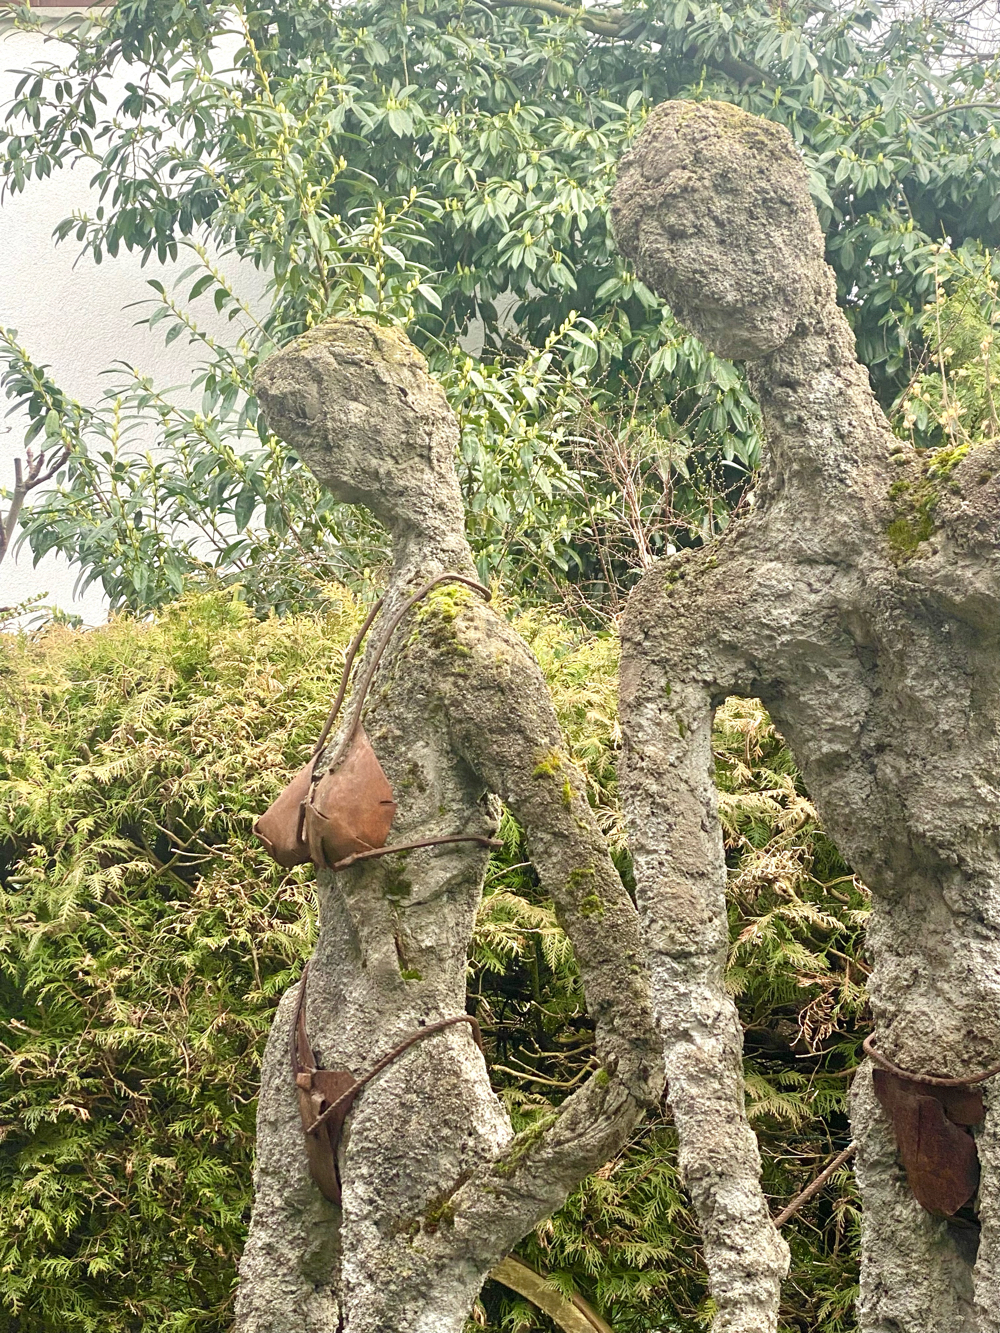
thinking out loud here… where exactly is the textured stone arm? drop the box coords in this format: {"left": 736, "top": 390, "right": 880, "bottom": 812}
{"left": 411, "top": 591, "right": 664, "bottom": 1270}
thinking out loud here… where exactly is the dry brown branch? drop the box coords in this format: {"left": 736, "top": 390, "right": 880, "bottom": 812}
{"left": 0, "top": 442, "right": 69, "bottom": 567}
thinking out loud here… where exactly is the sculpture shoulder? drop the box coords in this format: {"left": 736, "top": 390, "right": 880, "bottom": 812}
{"left": 405, "top": 592, "right": 564, "bottom": 764}
{"left": 405, "top": 587, "right": 540, "bottom": 685}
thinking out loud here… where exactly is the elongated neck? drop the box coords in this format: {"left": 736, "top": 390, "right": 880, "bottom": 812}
{"left": 387, "top": 517, "right": 479, "bottom": 598}
{"left": 744, "top": 297, "right": 896, "bottom": 563}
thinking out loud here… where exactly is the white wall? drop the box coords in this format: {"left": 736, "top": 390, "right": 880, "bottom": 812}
{"left": 0, "top": 16, "right": 260, "bottom": 624}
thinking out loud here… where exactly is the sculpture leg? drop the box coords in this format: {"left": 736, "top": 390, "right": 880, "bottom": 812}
{"left": 621, "top": 666, "right": 788, "bottom": 1332}
{"left": 854, "top": 881, "right": 1000, "bottom": 1333}
{"left": 234, "top": 985, "right": 343, "bottom": 1333}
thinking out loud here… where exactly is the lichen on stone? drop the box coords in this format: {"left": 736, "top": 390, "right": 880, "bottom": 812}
{"left": 884, "top": 441, "right": 976, "bottom": 561}
{"left": 531, "top": 750, "right": 563, "bottom": 780}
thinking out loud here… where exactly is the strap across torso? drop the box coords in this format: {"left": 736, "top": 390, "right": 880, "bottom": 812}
{"left": 290, "top": 961, "right": 484, "bottom": 1203}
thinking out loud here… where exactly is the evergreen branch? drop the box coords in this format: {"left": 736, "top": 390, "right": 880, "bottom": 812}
{"left": 482, "top": 0, "right": 772, "bottom": 83}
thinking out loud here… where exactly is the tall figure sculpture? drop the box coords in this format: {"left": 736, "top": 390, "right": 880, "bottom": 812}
{"left": 234, "top": 318, "right": 663, "bottom": 1333}
{"left": 611, "top": 101, "right": 1000, "bottom": 1332}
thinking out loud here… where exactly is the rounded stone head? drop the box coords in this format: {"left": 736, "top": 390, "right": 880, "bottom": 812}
{"left": 254, "top": 318, "right": 465, "bottom": 538}
{"left": 611, "top": 100, "right": 829, "bottom": 360}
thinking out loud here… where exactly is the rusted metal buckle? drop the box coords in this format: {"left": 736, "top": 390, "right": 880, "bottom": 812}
{"left": 290, "top": 963, "right": 485, "bottom": 1205}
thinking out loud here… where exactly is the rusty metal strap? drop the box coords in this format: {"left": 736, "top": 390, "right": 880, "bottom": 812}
{"left": 290, "top": 959, "right": 317, "bottom": 1078}
{"left": 312, "top": 571, "right": 491, "bottom": 785}
{"left": 305, "top": 1013, "right": 484, "bottom": 1135}
{"left": 308, "top": 596, "right": 385, "bottom": 764}
{"left": 330, "top": 833, "right": 503, "bottom": 873}
{"left": 863, "top": 1034, "right": 1000, "bottom": 1088}
{"left": 290, "top": 963, "right": 485, "bottom": 1138}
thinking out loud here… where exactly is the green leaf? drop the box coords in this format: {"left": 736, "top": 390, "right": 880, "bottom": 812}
{"left": 233, "top": 484, "right": 256, "bottom": 533}
{"left": 188, "top": 274, "right": 215, "bottom": 300}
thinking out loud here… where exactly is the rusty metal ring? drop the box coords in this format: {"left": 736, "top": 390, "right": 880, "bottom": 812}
{"left": 863, "top": 1034, "right": 1000, "bottom": 1088}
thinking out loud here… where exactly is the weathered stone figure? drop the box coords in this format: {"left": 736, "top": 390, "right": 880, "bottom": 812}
{"left": 234, "top": 318, "right": 663, "bottom": 1333}
{"left": 611, "top": 100, "right": 1000, "bottom": 1332}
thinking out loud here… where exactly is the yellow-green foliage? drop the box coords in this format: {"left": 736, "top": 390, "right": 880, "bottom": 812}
{"left": 893, "top": 249, "right": 1000, "bottom": 452}
{"left": 0, "top": 591, "right": 363, "bottom": 1332}
{"left": 0, "top": 595, "right": 863, "bottom": 1333}
{"left": 513, "top": 610, "right": 624, "bottom": 851}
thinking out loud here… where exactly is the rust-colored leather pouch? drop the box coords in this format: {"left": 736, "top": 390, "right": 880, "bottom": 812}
{"left": 296, "top": 1066, "right": 360, "bottom": 1205}
{"left": 292, "top": 968, "right": 361, "bottom": 1205}
{"left": 254, "top": 592, "right": 386, "bottom": 870}
{"left": 291, "top": 962, "right": 484, "bottom": 1205}
{"left": 305, "top": 725, "right": 396, "bottom": 868}
{"left": 254, "top": 573, "right": 491, "bottom": 873}
{"left": 254, "top": 761, "right": 313, "bottom": 867}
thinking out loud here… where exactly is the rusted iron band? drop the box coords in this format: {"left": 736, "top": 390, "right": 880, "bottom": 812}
{"left": 308, "top": 596, "right": 385, "bottom": 766}
{"left": 863, "top": 1034, "right": 1000, "bottom": 1088}
{"left": 773, "top": 1142, "right": 857, "bottom": 1228}
{"left": 304, "top": 1011, "right": 485, "bottom": 1136}
{"left": 330, "top": 833, "right": 504, "bottom": 873}
{"left": 312, "top": 571, "right": 491, "bottom": 787}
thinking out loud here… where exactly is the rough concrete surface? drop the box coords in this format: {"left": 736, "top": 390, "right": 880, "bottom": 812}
{"left": 612, "top": 99, "right": 1000, "bottom": 1331}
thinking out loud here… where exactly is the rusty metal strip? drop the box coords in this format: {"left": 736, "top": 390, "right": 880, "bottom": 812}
{"left": 304, "top": 1011, "right": 485, "bottom": 1137}
{"left": 330, "top": 833, "right": 503, "bottom": 872}
{"left": 773, "top": 1142, "right": 857, "bottom": 1228}
{"left": 863, "top": 1034, "right": 1000, "bottom": 1088}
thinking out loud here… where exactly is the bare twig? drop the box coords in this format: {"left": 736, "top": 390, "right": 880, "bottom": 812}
{"left": 773, "top": 1143, "right": 858, "bottom": 1228}
{"left": 915, "top": 101, "right": 1000, "bottom": 124}
{"left": 0, "top": 442, "right": 70, "bottom": 567}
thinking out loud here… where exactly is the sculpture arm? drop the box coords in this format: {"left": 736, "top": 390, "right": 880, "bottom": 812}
{"left": 404, "top": 590, "right": 663, "bottom": 1269}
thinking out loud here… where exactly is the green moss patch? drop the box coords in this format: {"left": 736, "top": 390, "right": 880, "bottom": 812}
{"left": 885, "top": 441, "right": 973, "bottom": 562}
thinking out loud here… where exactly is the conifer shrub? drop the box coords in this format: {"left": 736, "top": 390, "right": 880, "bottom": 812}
{"left": 0, "top": 593, "right": 865, "bottom": 1332}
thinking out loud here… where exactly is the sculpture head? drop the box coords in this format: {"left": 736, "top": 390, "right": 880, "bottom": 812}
{"left": 611, "top": 100, "right": 830, "bottom": 360}
{"left": 254, "top": 318, "right": 466, "bottom": 542}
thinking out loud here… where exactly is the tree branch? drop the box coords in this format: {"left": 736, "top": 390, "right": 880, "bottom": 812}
{"left": 914, "top": 100, "right": 1000, "bottom": 123}
{"left": 483, "top": 0, "right": 772, "bottom": 83}
{"left": 0, "top": 443, "right": 70, "bottom": 568}
{"left": 485, "top": 0, "right": 623, "bottom": 38}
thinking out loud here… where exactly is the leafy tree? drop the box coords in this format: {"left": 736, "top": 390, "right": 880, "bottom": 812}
{"left": 1, "top": 0, "right": 999, "bottom": 612}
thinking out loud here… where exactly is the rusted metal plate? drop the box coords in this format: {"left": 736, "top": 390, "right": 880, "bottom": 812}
{"left": 873, "top": 1069, "right": 983, "bottom": 1216}
{"left": 306, "top": 723, "right": 397, "bottom": 868}
{"left": 296, "top": 1068, "right": 360, "bottom": 1205}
